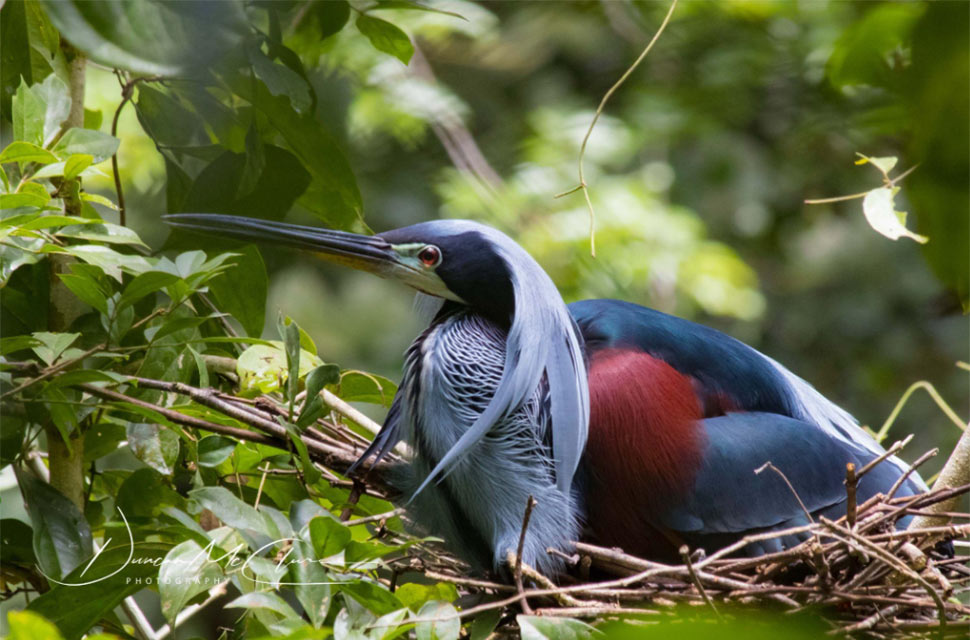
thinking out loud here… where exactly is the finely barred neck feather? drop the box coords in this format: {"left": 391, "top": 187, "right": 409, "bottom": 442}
{"left": 409, "top": 221, "right": 591, "bottom": 498}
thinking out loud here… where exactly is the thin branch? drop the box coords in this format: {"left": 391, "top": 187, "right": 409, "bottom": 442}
{"left": 755, "top": 461, "right": 815, "bottom": 525}
{"left": 887, "top": 448, "right": 937, "bottom": 500}
{"left": 555, "top": 0, "right": 678, "bottom": 256}
{"left": 680, "top": 545, "right": 720, "bottom": 619}
{"left": 845, "top": 462, "right": 858, "bottom": 528}
{"left": 875, "top": 381, "right": 966, "bottom": 442}
{"left": 510, "top": 495, "right": 537, "bottom": 614}
{"left": 857, "top": 434, "right": 914, "bottom": 479}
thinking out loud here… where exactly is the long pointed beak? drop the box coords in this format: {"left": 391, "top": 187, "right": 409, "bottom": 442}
{"left": 163, "top": 213, "right": 398, "bottom": 275}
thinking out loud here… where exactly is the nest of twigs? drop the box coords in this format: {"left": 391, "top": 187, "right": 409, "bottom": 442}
{"left": 399, "top": 483, "right": 970, "bottom": 639}
{"left": 68, "top": 374, "right": 969, "bottom": 638}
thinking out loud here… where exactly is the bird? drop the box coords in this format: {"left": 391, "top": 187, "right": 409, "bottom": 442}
{"left": 165, "top": 213, "right": 927, "bottom": 576}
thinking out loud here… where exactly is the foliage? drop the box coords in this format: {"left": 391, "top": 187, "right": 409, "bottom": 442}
{"left": 0, "top": 1, "right": 966, "bottom": 639}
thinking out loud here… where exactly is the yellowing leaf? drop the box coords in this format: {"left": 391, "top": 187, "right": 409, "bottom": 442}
{"left": 862, "top": 187, "right": 928, "bottom": 244}
{"left": 236, "top": 342, "right": 323, "bottom": 396}
{"left": 855, "top": 153, "right": 898, "bottom": 175}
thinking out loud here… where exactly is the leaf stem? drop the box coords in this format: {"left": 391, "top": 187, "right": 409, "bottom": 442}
{"left": 560, "top": 0, "right": 677, "bottom": 257}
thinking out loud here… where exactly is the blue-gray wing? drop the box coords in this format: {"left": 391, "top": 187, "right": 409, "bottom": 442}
{"left": 660, "top": 413, "right": 922, "bottom": 541}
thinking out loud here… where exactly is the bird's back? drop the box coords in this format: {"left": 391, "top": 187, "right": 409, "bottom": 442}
{"left": 569, "top": 299, "right": 926, "bottom": 558}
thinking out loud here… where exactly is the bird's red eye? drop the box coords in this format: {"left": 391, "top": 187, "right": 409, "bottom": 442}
{"left": 418, "top": 245, "right": 441, "bottom": 267}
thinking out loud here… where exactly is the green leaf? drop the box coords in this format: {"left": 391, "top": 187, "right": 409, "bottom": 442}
{"left": 116, "top": 468, "right": 184, "bottom": 519}
{"left": 395, "top": 583, "right": 459, "bottom": 613}
{"left": 118, "top": 271, "right": 179, "bottom": 311}
{"left": 80, "top": 193, "right": 119, "bottom": 210}
{"left": 0, "top": 188, "right": 50, "bottom": 209}
{"left": 862, "top": 187, "right": 929, "bottom": 243}
{"left": 27, "top": 542, "right": 173, "bottom": 640}
{"left": 52, "top": 128, "right": 119, "bottom": 164}
{"left": 39, "top": 0, "right": 248, "bottom": 75}
{"left": 57, "top": 273, "right": 109, "bottom": 314}
{"left": 278, "top": 314, "right": 302, "bottom": 409}
{"left": 517, "top": 615, "right": 598, "bottom": 640}
{"left": 339, "top": 579, "right": 405, "bottom": 616}
{"left": 225, "top": 591, "right": 300, "bottom": 618}
{"left": 6, "top": 610, "right": 64, "bottom": 640}
{"left": 1, "top": 0, "right": 33, "bottom": 121}
{"left": 41, "top": 386, "right": 81, "bottom": 447}
{"left": 208, "top": 245, "right": 268, "bottom": 337}
{"left": 298, "top": 364, "right": 341, "bottom": 427}
{"left": 0, "top": 334, "right": 41, "bottom": 356}
{"left": 356, "top": 15, "right": 414, "bottom": 64}
{"left": 0, "top": 141, "right": 59, "bottom": 165}
{"left": 30, "top": 331, "right": 80, "bottom": 366}
{"left": 12, "top": 75, "right": 70, "bottom": 147}
{"left": 197, "top": 435, "right": 238, "bottom": 467}
{"left": 373, "top": 0, "right": 467, "bottom": 21}
{"left": 236, "top": 343, "right": 323, "bottom": 396}
{"left": 177, "top": 146, "right": 310, "bottom": 223}
{"left": 66, "top": 244, "right": 152, "bottom": 281}
{"left": 134, "top": 84, "right": 211, "bottom": 150}
{"left": 189, "top": 486, "right": 269, "bottom": 536}
{"left": 279, "top": 417, "right": 322, "bottom": 484}
{"left": 248, "top": 44, "right": 312, "bottom": 115}
{"left": 855, "top": 153, "right": 898, "bottom": 175}
{"left": 288, "top": 537, "right": 332, "bottom": 627}
{"left": 158, "top": 540, "right": 225, "bottom": 624}
{"left": 127, "top": 423, "right": 179, "bottom": 476}
{"left": 468, "top": 609, "right": 502, "bottom": 640}
{"left": 339, "top": 371, "right": 398, "bottom": 407}
{"left": 827, "top": 3, "right": 922, "bottom": 89}
{"left": 15, "top": 467, "right": 94, "bottom": 580}
{"left": 62, "top": 154, "right": 94, "bottom": 180}
{"left": 415, "top": 601, "right": 460, "bottom": 640}
{"left": 56, "top": 223, "right": 147, "bottom": 247}
{"left": 314, "top": 0, "right": 351, "bottom": 39}
{"left": 222, "top": 72, "right": 366, "bottom": 232}
{"left": 83, "top": 420, "right": 127, "bottom": 462}
{"left": 308, "top": 515, "right": 352, "bottom": 558}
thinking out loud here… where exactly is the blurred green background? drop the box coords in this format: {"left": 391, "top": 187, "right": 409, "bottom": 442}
{"left": 73, "top": 0, "right": 968, "bottom": 471}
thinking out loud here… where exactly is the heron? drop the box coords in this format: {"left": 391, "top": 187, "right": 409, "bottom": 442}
{"left": 165, "top": 213, "right": 927, "bottom": 575}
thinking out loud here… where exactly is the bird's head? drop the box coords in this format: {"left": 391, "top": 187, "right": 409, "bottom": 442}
{"left": 164, "top": 214, "right": 522, "bottom": 324}
{"left": 165, "top": 213, "right": 590, "bottom": 493}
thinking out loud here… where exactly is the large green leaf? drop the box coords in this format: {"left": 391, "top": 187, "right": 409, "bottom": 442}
{"left": 189, "top": 486, "right": 269, "bottom": 537}
{"left": 1, "top": 0, "right": 33, "bottom": 118}
{"left": 133, "top": 84, "right": 212, "bottom": 155}
{"left": 52, "top": 128, "right": 119, "bottom": 163}
{"left": 126, "top": 422, "right": 179, "bottom": 476}
{"left": 356, "top": 15, "right": 414, "bottom": 65}
{"left": 40, "top": 0, "right": 248, "bottom": 76}
{"left": 0, "top": 141, "right": 59, "bottom": 165}
{"left": 247, "top": 43, "right": 312, "bottom": 115}
{"left": 6, "top": 610, "right": 63, "bottom": 640}
{"left": 517, "top": 615, "right": 598, "bottom": 640}
{"left": 197, "top": 434, "right": 238, "bottom": 467}
{"left": 314, "top": 0, "right": 351, "bottom": 39}
{"left": 223, "top": 71, "right": 366, "bottom": 232}
{"left": 308, "top": 515, "right": 352, "bottom": 558}
{"left": 907, "top": 1, "right": 970, "bottom": 306}
{"left": 178, "top": 146, "right": 311, "bottom": 221}
{"left": 416, "top": 601, "right": 461, "bottom": 640}
{"left": 158, "top": 540, "right": 225, "bottom": 624}
{"left": 208, "top": 244, "right": 268, "bottom": 337}
{"left": 12, "top": 74, "right": 70, "bottom": 147}
{"left": 15, "top": 467, "right": 93, "bottom": 580}
{"left": 27, "top": 542, "right": 172, "bottom": 640}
